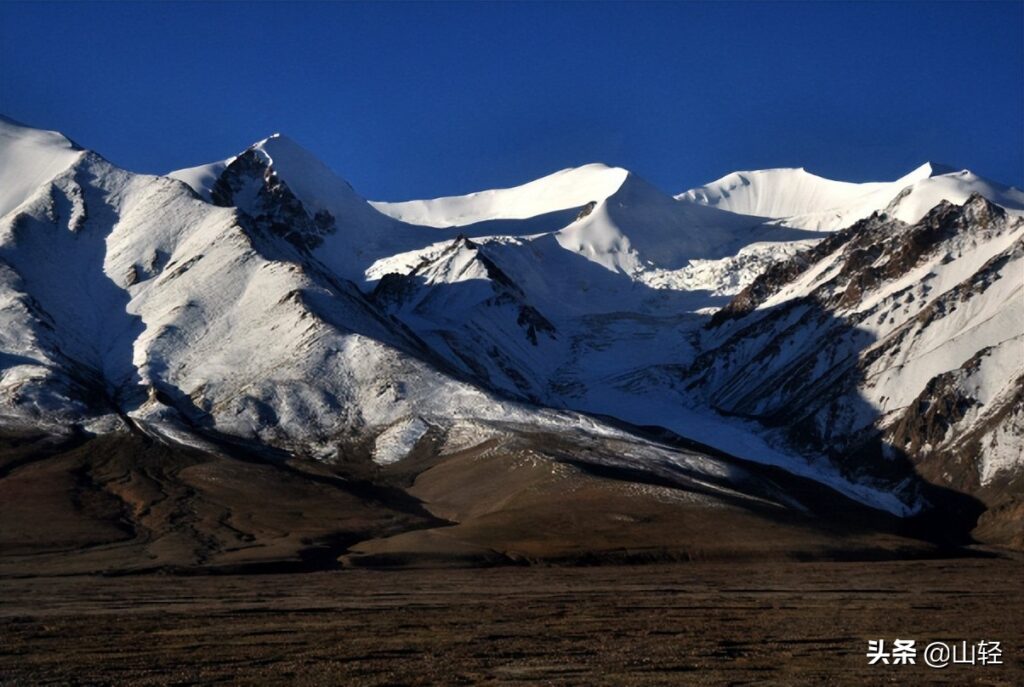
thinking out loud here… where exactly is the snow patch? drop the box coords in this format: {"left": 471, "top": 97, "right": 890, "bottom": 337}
{"left": 373, "top": 417, "right": 431, "bottom": 465}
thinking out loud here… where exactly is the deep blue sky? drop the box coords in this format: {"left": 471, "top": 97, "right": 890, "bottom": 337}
{"left": 1, "top": 2, "right": 1021, "bottom": 199}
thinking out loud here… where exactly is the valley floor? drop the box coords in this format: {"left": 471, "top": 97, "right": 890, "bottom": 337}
{"left": 1, "top": 558, "right": 1022, "bottom": 686}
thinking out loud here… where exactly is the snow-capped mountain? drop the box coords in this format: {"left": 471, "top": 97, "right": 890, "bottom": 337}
{"left": 685, "top": 195, "right": 1023, "bottom": 538}
{"left": 0, "top": 117, "right": 617, "bottom": 462}
{"left": 2, "top": 114, "right": 1022, "bottom": 550}
{"left": 373, "top": 161, "right": 808, "bottom": 281}
{"left": 170, "top": 132, "right": 439, "bottom": 282}
{"left": 677, "top": 162, "right": 1024, "bottom": 231}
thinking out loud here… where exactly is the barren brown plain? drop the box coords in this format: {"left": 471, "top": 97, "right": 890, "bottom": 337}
{"left": 1, "top": 558, "right": 1022, "bottom": 686}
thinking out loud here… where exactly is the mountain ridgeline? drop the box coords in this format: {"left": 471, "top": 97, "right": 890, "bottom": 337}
{"left": 0, "top": 115, "right": 1021, "bottom": 571}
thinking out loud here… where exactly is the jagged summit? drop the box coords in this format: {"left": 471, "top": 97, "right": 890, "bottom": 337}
{"left": 171, "top": 131, "right": 365, "bottom": 211}
{"left": 247, "top": 132, "right": 363, "bottom": 202}
{"left": 170, "top": 130, "right": 436, "bottom": 280}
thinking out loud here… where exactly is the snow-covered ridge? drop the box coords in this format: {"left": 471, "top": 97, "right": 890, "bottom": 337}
{"left": 171, "top": 132, "right": 1021, "bottom": 291}
{"left": 677, "top": 162, "right": 1024, "bottom": 230}
{"left": 370, "top": 163, "right": 630, "bottom": 227}
{"left": 168, "top": 159, "right": 230, "bottom": 202}
{"left": 0, "top": 116, "right": 84, "bottom": 219}
{"left": 675, "top": 163, "right": 936, "bottom": 218}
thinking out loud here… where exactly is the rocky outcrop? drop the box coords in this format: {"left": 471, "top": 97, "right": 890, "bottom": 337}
{"left": 211, "top": 149, "right": 336, "bottom": 250}
{"left": 687, "top": 195, "right": 1024, "bottom": 546}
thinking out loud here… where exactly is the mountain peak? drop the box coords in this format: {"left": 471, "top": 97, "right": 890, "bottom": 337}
{"left": 248, "top": 132, "right": 358, "bottom": 192}
{"left": 904, "top": 161, "right": 962, "bottom": 181}
{"left": 170, "top": 130, "right": 370, "bottom": 216}
{"left": 676, "top": 160, "right": 1024, "bottom": 231}
{"left": 252, "top": 131, "right": 309, "bottom": 155}
{"left": 371, "top": 163, "right": 630, "bottom": 228}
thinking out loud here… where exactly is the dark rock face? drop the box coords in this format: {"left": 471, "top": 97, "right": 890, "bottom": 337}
{"left": 371, "top": 272, "right": 417, "bottom": 309}
{"left": 709, "top": 220, "right": 862, "bottom": 326}
{"left": 887, "top": 351, "right": 987, "bottom": 459}
{"left": 373, "top": 235, "right": 556, "bottom": 347}
{"left": 211, "top": 149, "right": 336, "bottom": 250}
{"left": 575, "top": 200, "right": 598, "bottom": 220}
{"left": 687, "top": 195, "right": 1023, "bottom": 546}
{"left": 516, "top": 305, "right": 556, "bottom": 345}
{"left": 711, "top": 195, "right": 1008, "bottom": 328}
{"left": 367, "top": 235, "right": 557, "bottom": 402}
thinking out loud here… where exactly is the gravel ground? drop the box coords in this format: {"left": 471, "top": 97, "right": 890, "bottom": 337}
{"left": 1, "top": 558, "right": 1021, "bottom": 686}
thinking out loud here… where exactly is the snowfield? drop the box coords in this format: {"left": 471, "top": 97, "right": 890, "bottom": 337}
{"left": 677, "top": 163, "right": 1024, "bottom": 230}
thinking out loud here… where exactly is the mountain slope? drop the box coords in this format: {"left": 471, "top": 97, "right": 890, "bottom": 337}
{"left": 3, "top": 117, "right": 882, "bottom": 558}
{"left": 0, "top": 120, "right": 612, "bottom": 461}
{"left": 685, "top": 195, "right": 1023, "bottom": 544}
